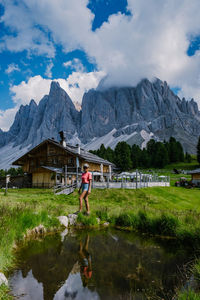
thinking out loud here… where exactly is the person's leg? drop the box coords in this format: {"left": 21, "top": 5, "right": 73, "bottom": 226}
{"left": 79, "top": 191, "right": 87, "bottom": 212}
{"left": 84, "top": 193, "right": 90, "bottom": 214}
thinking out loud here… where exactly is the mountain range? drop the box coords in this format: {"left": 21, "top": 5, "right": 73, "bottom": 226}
{"left": 0, "top": 78, "right": 200, "bottom": 169}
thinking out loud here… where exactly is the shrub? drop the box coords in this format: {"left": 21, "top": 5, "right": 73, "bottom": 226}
{"left": 193, "top": 260, "right": 200, "bottom": 282}
{"left": 115, "top": 212, "right": 137, "bottom": 227}
{"left": 77, "top": 213, "right": 98, "bottom": 226}
{"left": 96, "top": 208, "right": 109, "bottom": 221}
{"left": 137, "top": 211, "right": 152, "bottom": 232}
{"left": 152, "top": 214, "right": 178, "bottom": 236}
{"left": 178, "top": 289, "right": 200, "bottom": 300}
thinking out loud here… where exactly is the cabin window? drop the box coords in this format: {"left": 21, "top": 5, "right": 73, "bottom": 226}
{"left": 56, "top": 174, "right": 61, "bottom": 182}
{"left": 53, "top": 158, "right": 58, "bottom": 164}
{"left": 30, "top": 160, "right": 35, "bottom": 166}
{"left": 68, "top": 158, "right": 74, "bottom": 165}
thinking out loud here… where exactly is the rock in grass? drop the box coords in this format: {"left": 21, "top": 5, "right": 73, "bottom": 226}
{"left": 68, "top": 214, "right": 78, "bottom": 226}
{"left": 103, "top": 222, "right": 110, "bottom": 227}
{"left": 96, "top": 218, "right": 101, "bottom": 224}
{"left": 0, "top": 273, "right": 8, "bottom": 286}
{"left": 35, "top": 224, "right": 46, "bottom": 234}
{"left": 58, "top": 216, "right": 69, "bottom": 227}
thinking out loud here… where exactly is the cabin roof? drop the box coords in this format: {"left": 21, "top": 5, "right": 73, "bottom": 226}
{"left": 12, "top": 138, "right": 114, "bottom": 166}
{"left": 188, "top": 169, "right": 200, "bottom": 174}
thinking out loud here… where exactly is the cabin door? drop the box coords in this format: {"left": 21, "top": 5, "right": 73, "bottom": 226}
{"left": 56, "top": 173, "right": 62, "bottom": 185}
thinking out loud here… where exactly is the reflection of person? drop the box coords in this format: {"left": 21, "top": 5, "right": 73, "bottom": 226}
{"left": 79, "top": 235, "right": 92, "bottom": 287}
{"left": 78, "top": 164, "right": 92, "bottom": 215}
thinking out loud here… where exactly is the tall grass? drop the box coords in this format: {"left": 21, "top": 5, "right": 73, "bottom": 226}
{"left": 1, "top": 187, "right": 200, "bottom": 299}
{"left": 178, "top": 290, "right": 200, "bottom": 300}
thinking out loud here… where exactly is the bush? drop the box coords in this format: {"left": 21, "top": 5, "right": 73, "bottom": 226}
{"left": 152, "top": 214, "right": 178, "bottom": 236}
{"left": 178, "top": 289, "right": 200, "bottom": 300}
{"left": 96, "top": 208, "right": 109, "bottom": 221}
{"left": 77, "top": 213, "right": 98, "bottom": 226}
{"left": 0, "top": 284, "right": 12, "bottom": 300}
{"left": 193, "top": 260, "right": 200, "bottom": 282}
{"left": 115, "top": 212, "right": 137, "bottom": 227}
{"left": 137, "top": 211, "right": 152, "bottom": 232}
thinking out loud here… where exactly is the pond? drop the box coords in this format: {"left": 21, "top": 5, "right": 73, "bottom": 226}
{"left": 9, "top": 228, "right": 194, "bottom": 300}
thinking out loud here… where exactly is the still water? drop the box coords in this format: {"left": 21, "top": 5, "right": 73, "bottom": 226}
{"left": 9, "top": 229, "right": 193, "bottom": 300}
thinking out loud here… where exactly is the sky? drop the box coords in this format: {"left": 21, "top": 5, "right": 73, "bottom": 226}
{"left": 0, "top": 0, "right": 200, "bottom": 131}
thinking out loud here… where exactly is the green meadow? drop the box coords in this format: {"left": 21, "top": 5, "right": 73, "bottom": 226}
{"left": 0, "top": 174, "right": 200, "bottom": 299}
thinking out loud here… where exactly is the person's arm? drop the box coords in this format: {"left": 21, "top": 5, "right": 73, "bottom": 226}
{"left": 88, "top": 173, "right": 92, "bottom": 194}
{"left": 78, "top": 182, "right": 82, "bottom": 194}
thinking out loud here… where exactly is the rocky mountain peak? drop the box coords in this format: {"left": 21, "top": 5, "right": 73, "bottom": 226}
{"left": 0, "top": 78, "right": 200, "bottom": 166}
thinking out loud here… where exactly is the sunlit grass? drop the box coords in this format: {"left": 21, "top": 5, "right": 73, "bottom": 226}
{"left": 0, "top": 185, "right": 200, "bottom": 298}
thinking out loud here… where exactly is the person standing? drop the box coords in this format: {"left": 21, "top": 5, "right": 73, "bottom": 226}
{"left": 78, "top": 163, "right": 92, "bottom": 215}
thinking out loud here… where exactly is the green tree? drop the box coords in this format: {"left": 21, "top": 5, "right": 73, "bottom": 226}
{"left": 153, "top": 142, "right": 169, "bottom": 168}
{"left": 140, "top": 149, "right": 151, "bottom": 168}
{"left": 169, "top": 137, "right": 179, "bottom": 163}
{"left": 98, "top": 144, "right": 106, "bottom": 159}
{"left": 197, "top": 137, "right": 200, "bottom": 165}
{"left": 105, "top": 147, "right": 115, "bottom": 163}
{"left": 131, "top": 144, "right": 142, "bottom": 168}
{"left": 176, "top": 141, "right": 184, "bottom": 162}
{"left": 147, "top": 139, "right": 156, "bottom": 166}
{"left": 114, "top": 142, "right": 132, "bottom": 171}
{"left": 185, "top": 152, "right": 192, "bottom": 163}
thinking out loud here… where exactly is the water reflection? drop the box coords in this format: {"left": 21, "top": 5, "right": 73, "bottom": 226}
{"left": 9, "top": 229, "right": 193, "bottom": 300}
{"left": 54, "top": 234, "right": 97, "bottom": 300}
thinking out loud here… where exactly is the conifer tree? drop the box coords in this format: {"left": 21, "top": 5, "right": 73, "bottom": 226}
{"left": 114, "top": 142, "right": 132, "bottom": 170}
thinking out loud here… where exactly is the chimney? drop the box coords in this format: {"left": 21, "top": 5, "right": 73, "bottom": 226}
{"left": 76, "top": 144, "right": 81, "bottom": 155}
{"left": 59, "top": 131, "right": 66, "bottom": 147}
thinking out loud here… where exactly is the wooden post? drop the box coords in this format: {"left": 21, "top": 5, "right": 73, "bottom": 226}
{"left": 92, "top": 172, "right": 94, "bottom": 189}
{"left": 76, "top": 157, "right": 79, "bottom": 188}
{"left": 136, "top": 169, "right": 138, "bottom": 189}
{"left": 107, "top": 175, "right": 109, "bottom": 189}
{"left": 64, "top": 165, "right": 67, "bottom": 186}
{"left": 4, "top": 174, "right": 10, "bottom": 196}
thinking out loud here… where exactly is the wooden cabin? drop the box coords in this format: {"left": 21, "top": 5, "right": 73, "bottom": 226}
{"left": 12, "top": 134, "right": 114, "bottom": 188}
{"left": 189, "top": 169, "right": 200, "bottom": 186}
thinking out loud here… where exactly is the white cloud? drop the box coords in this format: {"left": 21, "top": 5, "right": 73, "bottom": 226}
{"left": 5, "top": 63, "right": 20, "bottom": 74}
{"left": 63, "top": 58, "right": 85, "bottom": 72}
{"left": 57, "top": 70, "right": 105, "bottom": 104}
{"left": 10, "top": 75, "right": 52, "bottom": 105}
{"left": 0, "top": 107, "right": 18, "bottom": 131}
{"left": 45, "top": 61, "right": 54, "bottom": 78}
{"left": 0, "top": 71, "right": 104, "bottom": 131}
{"left": 1, "top": 0, "right": 200, "bottom": 103}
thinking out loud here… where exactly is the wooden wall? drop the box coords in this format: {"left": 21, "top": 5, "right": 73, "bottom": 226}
{"left": 22, "top": 142, "right": 76, "bottom": 173}
{"left": 79, "top": 161, "right": 109, "bottom": 173}
{"left": 32, "top": 168, "right": 55, "bottom": 188}
{"left": 192, "top": 174, "right": 200, "bottom": 180}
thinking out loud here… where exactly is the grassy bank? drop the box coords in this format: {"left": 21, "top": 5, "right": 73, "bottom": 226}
{"left": 0, "top": 185, "right": 200, "bottom": 298}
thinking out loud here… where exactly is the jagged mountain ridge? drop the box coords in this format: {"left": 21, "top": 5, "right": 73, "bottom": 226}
{"left": 0, "top": 78, "right": 200, "bottom": 169}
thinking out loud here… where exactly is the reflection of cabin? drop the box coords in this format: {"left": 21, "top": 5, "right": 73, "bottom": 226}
{"left": 189, "top": 169, "right": 200, "bottom": 186}
{"left": 12, "top": 132, "right": 114, "bottom": 188}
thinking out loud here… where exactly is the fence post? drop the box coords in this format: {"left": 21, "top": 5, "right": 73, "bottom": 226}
{"left": 107, "top": 176, "right": 109, "bottom": 189}
{"left": 136, "top": 169, "right": 138, "bottom": 189}
{"left": 92, "top": 172, "right": 94, "bottom": 189}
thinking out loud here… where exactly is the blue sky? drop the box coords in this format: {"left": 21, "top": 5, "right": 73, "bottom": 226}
{"left": 0, "top": 0, "right": 130, "bottom": 111}
{"left": 0, "top": 0, "right": 200, "bottom": 130}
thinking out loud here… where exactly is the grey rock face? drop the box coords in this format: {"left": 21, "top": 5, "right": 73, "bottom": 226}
{"left": 1, "top": 82, "right": 80, "bottom": 149}
{"left": 0, "top": 78, "right": 200, "bottom": 156}
{"left": 80, "top": 78, "right": 200, "bottom": 153}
